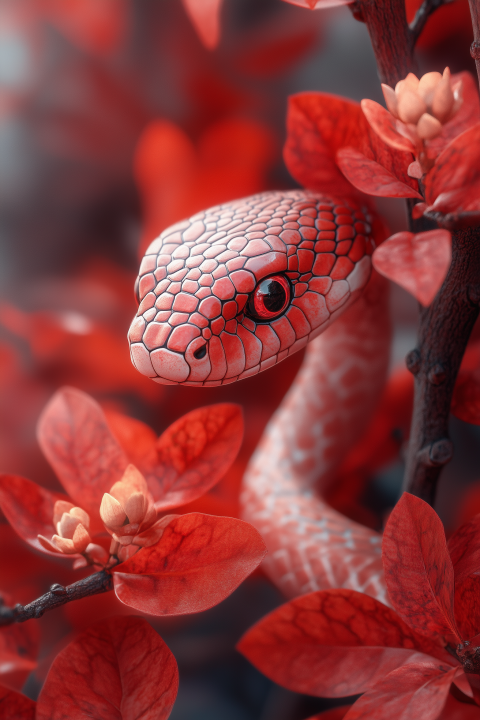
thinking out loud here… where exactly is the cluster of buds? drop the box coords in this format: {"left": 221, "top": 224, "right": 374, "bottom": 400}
{"left": 100, "top": 464, "right": 169, "bottom": 562}
{"left": 382, "top": 68, "right": 462, "bottom": 144}
{"left": 38, "top": 501, "right": 107, "bottom": 567}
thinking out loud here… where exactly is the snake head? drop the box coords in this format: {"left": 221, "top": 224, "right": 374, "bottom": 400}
{"left": 128, "top": 190, "right": 375, "bottom": 386}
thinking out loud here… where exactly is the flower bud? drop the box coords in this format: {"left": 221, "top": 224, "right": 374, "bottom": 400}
{"left": 397, "top": 90, "right": 427, "bottom": 124}
{"left": 431, "top": 73, "right": 455, "bottom": 123}
{"left": 38, "top": 504, "right": 92, "bottom": 556}
{"left": 381, "top": 83, "right": 398, "bottom": 118}
{"left": 418, "top": 71, "right": 443, "bottom": 105}
{"left": 417, "top": 113, "right": 443, "bottom": 140}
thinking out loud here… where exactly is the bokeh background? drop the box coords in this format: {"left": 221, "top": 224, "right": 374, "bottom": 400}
{"left": 0, "top": 1, "right": 477, "bottom": 717}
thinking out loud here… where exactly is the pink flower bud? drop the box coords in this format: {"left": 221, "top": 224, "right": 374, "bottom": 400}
{"left": 397, "top": 90, "right": 427, "bottom": 124}
{"left": 39, "top": 503, "right": 92, "bottom": 556}
{"left": 431, "top": 73, "right": 455, "bottom": 123}
{"left": 381, "top": 83, "right": 398, "bottom": 118}
{"left": 418, "top": 71, "right": 443, "bottom": 105}
{"left": 417, "top": 113, "right": 443, "bottom": 140}
{"left": 100, "top": 493, "right": 127, "bottom": 528}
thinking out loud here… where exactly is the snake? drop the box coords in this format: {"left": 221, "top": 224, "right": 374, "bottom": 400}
{"left": 128, "top": 190, "right": 392, "bottom": 605}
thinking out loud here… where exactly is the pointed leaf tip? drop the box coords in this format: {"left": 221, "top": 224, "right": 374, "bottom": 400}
{"left": 181, "top": 0, "right": 223, "bottom": 49}
{"left": 372, "top": 230, "right": 451, "bottom": 306}
{"left": 382, "top": 493, "right": 459, "bottom": 640}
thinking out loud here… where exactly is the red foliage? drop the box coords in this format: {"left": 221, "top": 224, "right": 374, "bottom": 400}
{"left": 0, "top": 685, "right": 35, "bottom": 719}
{"left": 238, "top": 493, "right": 480, "bottom": 719}
{"left": 181, "top": 0, "right": 223, "bottom": 49}
{"left": 372, "top": 230, "right": 452, "bottom": 306}
{"left": 112, "top": 513, "right": 266, "bottom": 615}
{"left": 35, "top": 616, "right": 178, "bottom": 719}
{"left": 284, "top": 93, "right": 419, "bottom": 200}
{"left": 282, "top": 0, "right": 351, "bottom": 8}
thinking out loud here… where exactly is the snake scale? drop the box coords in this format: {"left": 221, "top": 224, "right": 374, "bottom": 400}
{"left": 128, "top": 190, "right": 392, "bottom": 604}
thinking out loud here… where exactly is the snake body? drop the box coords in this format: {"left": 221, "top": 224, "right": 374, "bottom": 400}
{"left": 129, "top": 190, "right": 391, "bottom": 602}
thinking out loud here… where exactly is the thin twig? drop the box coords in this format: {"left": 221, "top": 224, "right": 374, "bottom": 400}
{"left": 410, "top": 0, "right": 455, "bottom": 45}
{"left": 0, "top": 571, "right": 113, "bottom": 627}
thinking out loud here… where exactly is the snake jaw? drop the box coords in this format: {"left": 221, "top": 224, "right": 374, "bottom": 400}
{"left": 129, "top": 190, "right": 375, "bottom": 386}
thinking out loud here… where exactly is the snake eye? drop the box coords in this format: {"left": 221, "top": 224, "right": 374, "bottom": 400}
{"left": 134, "top": 276, "right": 141, "bottom": 307}
{"left": 246, "top": 274, "right": 291, "bottom": 322}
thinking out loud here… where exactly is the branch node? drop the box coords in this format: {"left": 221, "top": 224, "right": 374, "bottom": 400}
{"left": 428, "top": 363, "right": 446, "bottom": 385}
{"left": 406, "top": 349, "right": 421, "bottom": 375}
{"left": 417, "top": 438, "right": 454, "bottom": 467}
{"left": 50, "top": 584, "right": 66, "bottom": 596}
{"left": 348, "top": 1, "right": 365, "bottom": 22}
{"left": 467, "top": 284, "right": 480, "bottom": 305}
{"left": 14, "top": 604, "right": 24, "bottom": 614}
{"left": 471, "top": 41, "right": 480, "bottom": 60}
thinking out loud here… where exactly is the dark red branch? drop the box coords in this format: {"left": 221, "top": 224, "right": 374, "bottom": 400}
{"left": 0, "top": 571, "right": 113, "bottom": 627}
{"left": 410, "top": 0, "right": 455, "bottom": 45}
{"left": 469, "top": 0, "right": 480, "bottom": 91}
{"left": 403, "top": 226, "right": 480, "bottom": 504}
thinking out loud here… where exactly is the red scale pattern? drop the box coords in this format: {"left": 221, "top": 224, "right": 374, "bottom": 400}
{"left": 129, "top": 191, "right": 373, "bottom": 385}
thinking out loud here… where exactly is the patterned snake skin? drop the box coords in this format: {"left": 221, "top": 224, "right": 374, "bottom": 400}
{"left": 129, "top": 190, "right": 392, "bottom": 603}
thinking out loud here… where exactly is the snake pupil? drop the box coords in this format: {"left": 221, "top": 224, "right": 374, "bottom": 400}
{"left": 193, "top": 344, "right": 207, "bottom": 360}
{"left": 247, "top": 275, "right": 290, "bottom": 321}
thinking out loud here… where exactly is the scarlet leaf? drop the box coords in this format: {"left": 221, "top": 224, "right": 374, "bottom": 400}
{"left": 438, "top": 693, "right": 480, "bottom": 719}
{"left": 427, "top": 72, "right": 480, "bottom": 158}
{"left": 0, "top": 622, "right": 39, "bottom": 690}
{"left": 452, "top": 368, "right": 480, "bottom": 425}
{"left": 282, "top": 0, "right": 353, "bottom": 8}
{"left": 104, "top": 409, "right": 158, "bottom": 473}
{"left": 343, "top": 663, "right": 458, "bottom": 720}
{"left": 37, "top": 387, "right": 128, "bottom": 519}
{"left": 0, "top": 474, "right": 68, "bottom": 554}
{"left": 372, "top": 230, "right": 451, "bottom": 306}
{"left": 36, "top": 616, "right": 178, "bottom": 720}
{"left": 448, "top": 514, "right": 480, "bottom": 585}
{"left": 284, "top": 92, "right": 418, "bottom": 198}
{"left": 361, "top": 100, "right": 415, "bottom": 154}
{"left": 181, "top": 0, "right": 223, "bottom": 49}
{"left": 237, "top": 589, "right": 446, "bottom": 698}
{"left": 0, "top": 685, "right": 35, "bottom": 719}
{"left": 307, "top": 710, "right": 351, "bottom": 720}
{"left": 150, "top": 404, "right": 243, "bottom": 511}
{"left": 337, "top": 148, "right": 422, "bottom": 198}
{"left": 425, "top": 124, "right": 480, "bottom": 208}
{"left": 113, "top": 513, "right": 266, "bottom": 616}
{"left": 453, "top": 574, "right": 480, "bottom": 640}
{"left": 382, "top": 493, "right": 459, "bottom": 640}
{"left": 42, "top": 0, "right": 128, "bottom": 55}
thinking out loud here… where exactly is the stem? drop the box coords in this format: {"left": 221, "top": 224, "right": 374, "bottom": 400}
{"left": 0, "top": 571, "right": 113, "bottom": 626}
{"left": 403, "top": 227, "right": 480, "bottom": 503}
{"left": 410, "top": 0, "right": 454, "bottom": 45}
{"left": 469, "top": 0, "right": 480, "bottom": 91}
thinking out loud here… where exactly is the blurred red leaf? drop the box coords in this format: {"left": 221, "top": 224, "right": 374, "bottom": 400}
{"left": 0, "top": 685, "right": 35, "bottom": 719}
{"left": 37, "top": 387, "right": 128, "bottom": 519}
{"left": 307, "top": 709, "right": 352, "bottom": 720}
{"left": 337, "top": 148, "right": 422, "bottom": 198}
{"left": 0, "top": 622, "right": 39, "bottom": 692}
{"left": 181, "top": 0, "right": 223, "bottom": 49}
{"left": 372, "top": 230, "right": 451, "bottom": 306}
{"left": 284, "top": 92, "right": 418, "bottom": 199}
{"left": 448, "top": 514, "right": 480, "bottom": 586}
{"left": 452, "top": 370, "right": 480, "bottom": 425}
{"left": 343, "top": 663, "right": 458, "bottom": 720}
{"left": 135, "top": 118, "right": 276, "bottom": 256}
{"left": 406, "top": 0, "right": 471, "bottom": 49}
{"left": 40, "top": 0, "right": 128, "bottom": 55}
{"left": 150, "top": 404, "right": 243, "bottom": 510}
{"left": 0, "top": 474, "right": 68, "bottom": 554}
{"left": 382, "top": 493, "right": 459, "bottom": 640}
{"left": 237, "top": 588, "right": 441, "bottom": 698}
{"left": 36, "top": 616, "right": 178, "bottom": 720}
{"left": 113, "top": 513, "right": 266, "bottom": 616}
{"left": 425, "top": 124, "right": 480, "bottom": 214}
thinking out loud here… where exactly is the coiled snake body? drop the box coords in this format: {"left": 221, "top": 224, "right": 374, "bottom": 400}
{"left": 129, "top": 191, "right": 391, "bottom": 603}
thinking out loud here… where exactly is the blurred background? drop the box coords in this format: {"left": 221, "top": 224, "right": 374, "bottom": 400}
{"left": 0, "top": 1, "right": 478, "bottom": 717}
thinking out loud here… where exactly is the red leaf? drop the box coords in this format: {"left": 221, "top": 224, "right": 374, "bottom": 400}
{"left": 343, "top": 663, "right": 458, "bottom": 720}
{"left": 284, "top": 92, "right": 418, "bottom": 198}
{"left": 104, "top": 409, "right": 158, "bottom": 473}
{"left": 453, "top": 574, "right": 480, "bottom": 640}
{"left": 438, "top": 693, "right": 480, "bottom": 719}
{"left": 382, "top": 493, "right": 459, "bottom": 640}
{"left": 113, "top": 513, "right": 266, "bottom": 616}
{"left": 0, "top": 474, "right": 69, "bottom": 554}
{"left": 36, "top": 616, "right": 178, "bottom": 720}
{"left": 361, "top": 100, "right": 415, "bottom": 154}
{"left": 452, "top": 367, "right": 480, "bottom": 425}
{"left": 372, "top": 229, "right": 452, "bottom": 306}
{"left": 150, "top": 404, "right": 243, "bottom": 511}
{"left": 237, "top": 589, "right": 446, "bottom": 698}
{"left": 282, "top": 0, "right": 353, "bottom": 7}
{"left": 0, "top": 685, "right": 35, "bottom": 719}
{"left": 181, "top": 0, "right": 223, "bottom": 49}
{"left": 425, "top": 124, "right": 480, "bottom": 207}
{"left": 37, "top": 387, "right": 128, "bottom": 520}
{"left": 427, "top": 183, "right": 480, "bottom": 216}
{"left": 337, "top": 148, "right": 422, "bottom": 198}
{"left": 306, "top": 709, "right": 352, "bottom": 720}
{"left": 0, "top": 622, "right": 39, "bottom": 690}
{"left": 448, "top": 515, "right": 480, "bottom": 586}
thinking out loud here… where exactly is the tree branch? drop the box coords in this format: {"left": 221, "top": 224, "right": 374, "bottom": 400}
{"left": 469, "top": 0, "right": 480, "bottom": 91}
{"left": 403, "top": 226, "right": 480, "bottom": 504}
{"left": 0, "top": 571, "right": 113, "bottom": 627}
{"left": 410, "top": 0, "right": 455, "bottom": 46}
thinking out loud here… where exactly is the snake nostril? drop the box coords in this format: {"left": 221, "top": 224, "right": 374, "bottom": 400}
{"left": 193, "top": 344, "right": 207, "bottom": 360}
